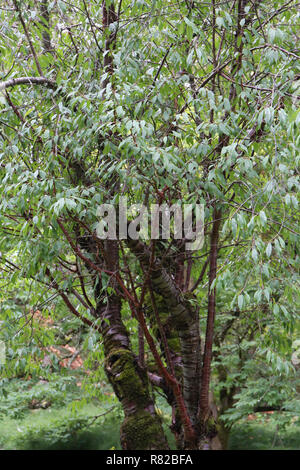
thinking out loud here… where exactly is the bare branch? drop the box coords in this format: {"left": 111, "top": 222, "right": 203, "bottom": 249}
{"left": 0, "top": 76, "right": 56, "bottom": 91}
{"left": 12, "top": 0, "right": 43, "bottom": 76}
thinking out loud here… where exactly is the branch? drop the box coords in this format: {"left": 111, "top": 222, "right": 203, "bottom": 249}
{"left": 12, "top": 0, "right": 43, "bottom": 76}
{"left": 39, "top": 0, "right": 53, "bottom": 52}
{"left": 151, "top": 44, "right": 173, "bottom": 87}
{"left": 250, "top": 44, "right": 300, "bottom": 61}
{"left": 199, "top": 207, "right": 222, "bottom": 421}
{"left": 253, "top": 406, "right": 288, "bottom": 413}
{"left": 45, "top": 267, "right": 99, "bottom": 332}
{"left": 82, "top": 0, "right": 102, "bottom": 52}
{"left": 191, "top": 258, "right": 209, "bottom": 292}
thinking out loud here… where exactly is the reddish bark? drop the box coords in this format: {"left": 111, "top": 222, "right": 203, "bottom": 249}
{"left": 199, "top": 207, "right": 222, "bottom": 422}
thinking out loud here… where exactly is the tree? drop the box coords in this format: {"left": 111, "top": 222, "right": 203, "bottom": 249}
{"left": 0, "top": 0, "right": 299, "bottom": 449}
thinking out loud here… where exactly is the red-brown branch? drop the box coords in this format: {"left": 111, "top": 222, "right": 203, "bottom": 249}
{"left": 45, "top": 267, "right": 99, "bottom": 331}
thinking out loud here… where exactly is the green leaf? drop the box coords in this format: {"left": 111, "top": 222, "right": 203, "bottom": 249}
{"left": 266, "top": 243, "right": 272, "bottom": 258}
{"left": 259, "top": 210, "right": 267, "bottom": 226}
{"left": 251, "top": 248, "right": 258, "bottom": 262}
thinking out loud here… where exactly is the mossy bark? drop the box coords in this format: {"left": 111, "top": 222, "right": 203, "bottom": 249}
{"left": 97, "top": 301, "right": 169, "bottom": 449}
{"left": 127, "top": 239, "right": 201, "bottom": 445}
{"left": 104, "top": 347, "right": 168, "bottom": 449}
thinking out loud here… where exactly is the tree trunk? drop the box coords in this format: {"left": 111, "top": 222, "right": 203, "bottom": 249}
{"left": 95, "top": 240, "right": 169, "bottom": 449}
{"left": 216, "top": 422, "right": 231, "bottom": 450}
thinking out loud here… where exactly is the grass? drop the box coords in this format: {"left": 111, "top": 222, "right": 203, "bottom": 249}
{"left": 0, "top": 404, "right": 121, "bottom": 450}
{"left": 0, "top": 388, "right": 299, "bottom": 450}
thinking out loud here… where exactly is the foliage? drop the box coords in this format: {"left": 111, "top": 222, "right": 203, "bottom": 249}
{"left": 0, "top": 404, "right": 122, "bottom": 450}
{"left": 0, "top": 375, "right": 82, "bottom": 419}
{"left": 228, "top": 416, "right": 300, "bottom": 450}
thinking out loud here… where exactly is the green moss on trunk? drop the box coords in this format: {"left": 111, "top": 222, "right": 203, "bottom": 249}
{"left": 105, "top": 348, "right": 169, "bottom": 450}
{"left": 121, "top": 410, "right": 168, "bottom": 450}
